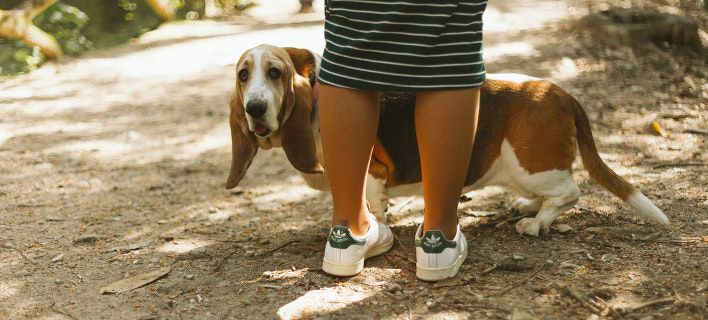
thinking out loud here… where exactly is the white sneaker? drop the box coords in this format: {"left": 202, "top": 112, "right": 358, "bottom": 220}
{"left": 322, "top": 213, "right": 394, "bottom": 276}
{"left": 415, "top": 224, "right": 468, "bottom": 281}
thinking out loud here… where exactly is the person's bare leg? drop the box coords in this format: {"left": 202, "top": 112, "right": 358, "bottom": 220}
{"left": 319, "top": 84, "right": 380, "bottom": 236}
{"left": 415, "top": 88, "right": 480, "bottom": 239}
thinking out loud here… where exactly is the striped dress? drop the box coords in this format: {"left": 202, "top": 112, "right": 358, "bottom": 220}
{"left": 319, "top": 0, "right": 487, "bottom": 91}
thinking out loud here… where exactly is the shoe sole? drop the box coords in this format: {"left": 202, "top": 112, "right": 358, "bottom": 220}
{"left": 416, "top": 246, "right": 468, "bottom": 281}
{"left": 322, "top": 237, "right": 394, "bottom": 277}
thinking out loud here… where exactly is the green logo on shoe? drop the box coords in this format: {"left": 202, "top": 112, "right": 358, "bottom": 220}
{"left": 328, "top": 226, "right": 366, "bottom": 249}
{"left": 416, "top": 230, "right": 456, "bottom": 254}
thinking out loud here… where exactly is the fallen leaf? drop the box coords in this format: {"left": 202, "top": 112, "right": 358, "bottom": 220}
{"left": 100, "top": 266, "right": 171, "bottom": 294}
{"left": 650, "top": 121, "right": 670, "bottom": 137}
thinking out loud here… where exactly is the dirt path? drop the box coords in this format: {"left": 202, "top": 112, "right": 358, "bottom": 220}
{"left": 1, "top": 1, "right": 706, "bottom": 319}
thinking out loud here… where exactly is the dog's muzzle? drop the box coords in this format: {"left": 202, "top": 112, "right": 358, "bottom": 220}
{"left": 245, "top": 100, "right": 272, "bottom": 137}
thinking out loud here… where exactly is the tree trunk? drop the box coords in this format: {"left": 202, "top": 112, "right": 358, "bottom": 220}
{"left": 144, "top": 0, "right": 175, "bottom": 21}
{"left": 0, "top": 0, "right": 62, "bottom": 59}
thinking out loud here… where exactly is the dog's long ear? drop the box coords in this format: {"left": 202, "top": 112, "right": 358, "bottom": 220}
{"left": 225, "top": 89, "right": 258, "bottom": 189}
{"left": 283, "top": 47, "right": 317, "bottom": 84}
{"left": 281, "top": 75, "right": 324, "bottom": 174}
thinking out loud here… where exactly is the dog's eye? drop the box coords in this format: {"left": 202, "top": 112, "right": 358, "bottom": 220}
{"left": 238, "top": 69, "right": 249, "bottom": 82}
{"left": 268, "top": 67, "right": 281, "bottom": 79}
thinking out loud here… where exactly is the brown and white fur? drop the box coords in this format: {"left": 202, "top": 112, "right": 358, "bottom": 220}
{"left": 225, "top": 45, "right": 669, "bottom": 236}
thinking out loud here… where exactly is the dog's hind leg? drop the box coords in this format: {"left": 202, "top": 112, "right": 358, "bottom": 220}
{"left": 365, "top": 174, "right": 389, "bottom": 222}
{"left": 515, "top": 180, "right": 580, "bottom": 236}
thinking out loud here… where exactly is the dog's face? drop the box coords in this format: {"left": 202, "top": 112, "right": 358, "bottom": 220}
{"left": 225, "top": 45, "right": 323, "bottom": 189}
{"left": 235, "top": 45, "right": 293, "bottom": 137}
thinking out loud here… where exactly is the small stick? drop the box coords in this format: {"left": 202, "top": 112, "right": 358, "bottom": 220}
{"left": 615, "top": 236, "right": 699, "bottom": 244}
{"left": 652, "top": 162, "right": 706, "bottom": 169}
{"left": 564, "top": 285, "right": 601, "bottom": 313}
{"left": 394, "top": 234, "right": 407, "bottom": 253}
{"left": 257, "top": 284, "right": 283, "bottom": 289}
{"left": 629, "top": 297, "right": 675, "bottom": 312}
{"left": 396, "top": 198, "right": 416, "bottom": 213}
{"left": 480, "top": 213, "right": 533, "bottom": 227}
{"left": 479, "top": 264, "right": 498, "bottom": 276}
{"left": 49, "top": 303, "right": 78, "bottom": 320}
{"left": 13, "top": 248, "right": 37, "bottom": 265}
{"left": 258, "top": 240, "right": 300, "bottom": 256}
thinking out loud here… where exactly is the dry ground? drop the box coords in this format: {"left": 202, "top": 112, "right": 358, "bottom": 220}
{"left": 0, "top": 0, "right": 706, "bottom": 319}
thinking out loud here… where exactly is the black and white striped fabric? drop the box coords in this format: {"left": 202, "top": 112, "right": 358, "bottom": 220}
{"left": 319, "top": 0, "right": 487, "bottom": 91}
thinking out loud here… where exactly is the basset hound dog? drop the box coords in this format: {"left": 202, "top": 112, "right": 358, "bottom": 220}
{"left": 225, "top": 44, "right": 669, "bottom": 236}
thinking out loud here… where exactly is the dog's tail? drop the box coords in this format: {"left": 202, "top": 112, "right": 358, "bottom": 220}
{"left": 572, "top": 99, "right": 669, "bottom": 225}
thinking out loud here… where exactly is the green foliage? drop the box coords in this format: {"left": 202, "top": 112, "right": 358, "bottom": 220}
{"left": 0, "top": 38, "right": 43, "bottom": 78}
{"left": 34, "top": 3, "right": 92, "bottom": 55}
{"left": 174, "top": 0, "right": 205, "bottom": 20}
{"left": 63, "top": 0, "right": 162, "bottom": 49}
{"left": 0, "top": 0, "right": 259, "bottom": 79}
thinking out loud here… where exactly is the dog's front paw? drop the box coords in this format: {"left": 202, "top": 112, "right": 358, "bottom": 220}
{"left": 511, "top": 197, "right": 542, "bottom": 214}
{"left": 515, "top": 218, "right": 541, "bottom": 236}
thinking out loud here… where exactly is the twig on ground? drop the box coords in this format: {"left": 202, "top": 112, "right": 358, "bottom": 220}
{"left": 258, "top": 240, "right": 300, "bottom": 257}
{"left": 257, "top": 284, "right": 283, "bottom": 290}
{"left": 479, "top": 264, "right": 498, "bottom": 277}
{"left": 563, "top": 285, "right": 601, "bottom": 314}
{"left": 684, "top": 128, "right": 708, "bottom": 135}
{"left": 480, "top": 213, "right": 534, "bottom": 227}
{"left": 652, "top": 162, "right": 706, "bottom": 169}
{"left": 628, "top": 297, "right": 675, "bottom": 312}
{"left": 13, "top": 247, "right": 37, "bottom": 265}
{"left": 394, "top": 233, "right": 407, "bottom": 253}
{"left": 396, "top": 198, "right": 416, "bottom": 213}
{"left": 615, "top": 236, "right": 700, "bottom": 244}
{"left": 49, "top": 303, "right": 78, "bottom": 320}
{"left": 385, "top": 254, "right": 415, "bottom": 272}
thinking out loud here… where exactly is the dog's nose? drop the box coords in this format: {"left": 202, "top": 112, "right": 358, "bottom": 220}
{"left": 246, "top": 100, "right": 267, "bottom": 118}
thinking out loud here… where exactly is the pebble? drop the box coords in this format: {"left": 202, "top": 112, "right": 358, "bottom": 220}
{"left": 185, "top": 274, "right": 194, "bottom": 280}
{"left": 54, "top": 279, "right": 62, "bottom": 285}
{"left": 513, "top": 255, "right": 524, "bottom": 260}
{"left": 51, "top": 253, "right": 64, "bottom": 263}
{"left": 425, "top": 300, "right": 434, "bottom": 307}
{"left": 196, "top": 294, "right": 203, "bottom": 303}
{"left": 553, "top": 224, "right": 573, "bottom": 233}
{"left": 387, "top": 283, "right": 402, "bottom": 293}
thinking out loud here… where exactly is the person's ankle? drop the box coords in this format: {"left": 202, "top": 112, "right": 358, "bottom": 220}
{"left": 332, "top": 216, "right": 370, "bottom": 237}
{"left": 422, "top": 222, "right": 457, "bottom": 240}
